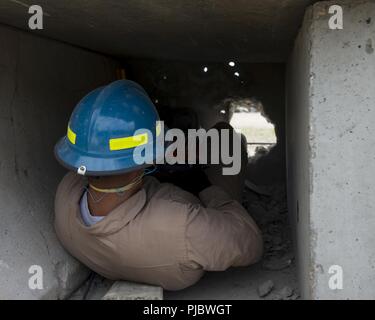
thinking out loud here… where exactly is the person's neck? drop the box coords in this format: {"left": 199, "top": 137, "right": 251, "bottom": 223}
{"left": 87, "top": 172, "right": 143, "bottom": 216}
{"left": 88, "top": 183, "right": 142, "bottom": 216}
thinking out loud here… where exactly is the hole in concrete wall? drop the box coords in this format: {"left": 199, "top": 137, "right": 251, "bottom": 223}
{"left": 226, "top": 98, "right": 277, "bottom": 159}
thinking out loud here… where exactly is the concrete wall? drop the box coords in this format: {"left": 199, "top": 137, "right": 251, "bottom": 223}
{"left": 0, "top": 25, "right": 118, "bottom": 299}
{"left": 126, "top": 60, "right": 286, "bottom": 185}
{"left": 286, "top": 5, "right": 313, "bottom": 299}
{"left": 287, "top": 0, "right": 375, "bottom": 299}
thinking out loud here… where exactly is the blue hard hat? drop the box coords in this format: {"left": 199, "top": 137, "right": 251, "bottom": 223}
{"left": 54, "top": 80, "right": 164, "bottom": 176}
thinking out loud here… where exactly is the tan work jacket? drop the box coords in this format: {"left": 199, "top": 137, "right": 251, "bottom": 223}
{"left": 54, "top": 173, "right": 263, "bottom": 290}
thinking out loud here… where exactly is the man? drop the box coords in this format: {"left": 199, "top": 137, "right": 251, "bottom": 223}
{"left": 54, "top": 79, "right": 263, "bottom": 291}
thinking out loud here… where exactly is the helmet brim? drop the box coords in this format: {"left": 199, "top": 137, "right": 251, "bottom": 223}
{"left": 54, "top": 137, "right": 165, "bottom": 176}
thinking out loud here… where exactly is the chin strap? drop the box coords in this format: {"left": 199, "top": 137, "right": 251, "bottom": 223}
{"left": 88, "top": 166, "right": 157, "bottom": 194}
{"left": 89, "top": 174, "right": 143, "bottom": 194}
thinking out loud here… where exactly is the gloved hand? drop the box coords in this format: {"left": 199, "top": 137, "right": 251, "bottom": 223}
{"left": 156, "top": 166, "right": 211, "bottom": 196}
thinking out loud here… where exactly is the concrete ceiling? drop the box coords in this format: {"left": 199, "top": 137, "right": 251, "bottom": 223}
{"left": 0, "top": 0, "right": 317, "bottom": 62}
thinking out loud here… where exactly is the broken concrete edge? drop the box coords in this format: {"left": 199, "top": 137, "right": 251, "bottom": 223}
{"left": 288, "top": 0, "right": 375, "bottom": 300}
{"left": 102, "top": 281, "right": 163, "bottom": 300}
{"left": 48, "top": 254, "right": 92, "bottom": 300}
{"left": 257, "top": 280, "right": 274, "bottom": 297}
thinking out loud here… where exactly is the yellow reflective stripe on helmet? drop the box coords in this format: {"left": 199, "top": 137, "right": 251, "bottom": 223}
{"left": 67, "top": 125, "right": 76, "bottom": 145}
{"left": 109, "top": 133, "right": 148, "bottom": 151}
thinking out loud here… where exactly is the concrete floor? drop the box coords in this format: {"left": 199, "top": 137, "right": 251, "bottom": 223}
{"left": 72, "top": 261, "right": 298, "bottom": 300}
{"left": 164, "top": 262, "right": 297, "bottom": 300}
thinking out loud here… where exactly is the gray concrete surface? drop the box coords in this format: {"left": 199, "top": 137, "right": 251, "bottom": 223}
{"left": 103, "top": 281, "right": 163, "bottom": 300}
{"left": 286, "top": 3, "right": 314, "bottom": 300}
{"left": 0, "top": 0, "right": 317, "bottom": 62}
{"left": 287, "top": 0, "right": 375, "bottom": 299}
{"left": 164, "top": 262, "right": 297, "bottom": 300}
{"left": 0, "top": 25, "right": 118, "bottom": 299}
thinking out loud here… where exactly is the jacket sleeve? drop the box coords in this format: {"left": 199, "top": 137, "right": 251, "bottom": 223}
{"left": 184, "top": 186, "right": 263, "bottom": 271}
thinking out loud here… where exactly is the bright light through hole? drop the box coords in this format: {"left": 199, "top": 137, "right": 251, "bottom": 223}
{"left": 228, "top": 99, "right": 277, "bottom": 158}
{"left": 220, "top": 109, "right": 226, "bottom": 114}
{"left": 203, "top": 67, "right": 208, "bottom": 73}
{"left": 234, "top": 72, "right": 240, "bottom": 77}
{"left": 229, "top": 61, "right": 235, "bottom": 67}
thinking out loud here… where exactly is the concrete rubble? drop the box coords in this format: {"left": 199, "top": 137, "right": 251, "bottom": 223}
{"left": 257, "top": 280, "right": 274, "bottom": 297}
{"left": 243, "top": 181, "right": 299, "bottom": 300}
{"left": 270, "top": 286, "right": 299, "bottom": 300}
{"left": 103, "top": 281, "right": 163, "bottom": 300}
{"left": 69, "top": 273, "right": 163, "bottom": 300}
{"left": 69, "top": 273, "right": 114, "bottom": 300}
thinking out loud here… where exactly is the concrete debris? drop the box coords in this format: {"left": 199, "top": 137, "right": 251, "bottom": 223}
{"left": 103, "top": 281, "right": 163, "bottom": 300}
{"left": 54, "top": 260, "right": 90, "bottom": 300}
{"left": 257, "top": 280, "right": 274, "bottom": 297}
{"left": 287, "top": 293, "right": 300, "bottom": 300}
{"left": 278, "top": 286, "right": 294, "bottom": 298}
{"left": 269, "top": 286, "right": 300, "bottom": 300}
{"left": 244, "top": 180, "right": 271, "bottom": 196}
{"left": 243, "top": 182, "right": 299, "bottom": 299}
{"left": 243, "top": 183, "right": 294, "bottom": 274}
{"left": 70, "top": 275, "right": 164, "bottom": 300}
{"left": 262, "top": 253, "right": 293, "bottom": 271}
{"left": 69, "top": 273, "right": 114, "bottom": 300}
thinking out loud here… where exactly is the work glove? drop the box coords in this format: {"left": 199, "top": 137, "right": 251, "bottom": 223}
{"left": 156, "top": 165, "right": 211, "bottom": 196}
